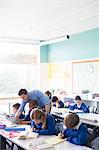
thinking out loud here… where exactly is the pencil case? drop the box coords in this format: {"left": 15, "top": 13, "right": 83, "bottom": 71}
{"left": 0, "top": 124, "right": 6, "bottom": 129}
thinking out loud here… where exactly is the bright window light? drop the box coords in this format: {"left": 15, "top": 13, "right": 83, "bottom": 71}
{"left": 0, "top": 42, "right": 38, "bottom": 96}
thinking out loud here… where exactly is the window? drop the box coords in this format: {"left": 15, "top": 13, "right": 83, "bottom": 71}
{"left": 0, "top": 42, "right": 38, "bottom": 97}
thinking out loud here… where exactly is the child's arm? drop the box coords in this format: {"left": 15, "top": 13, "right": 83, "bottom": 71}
{"left": 82, "top": 104, "right": 89, "bottom": 113}
{"left": 67, "top": 125, "right": 88, "bottom": 145}
{"left": 67, "top": 134, "right": 84, "bottom": 145}
{"left": 15, "top": 101, "right": 26, "bottom": 118}
{"left": 31, "top": 120, "right": 38, "bottom": 131}
{"left": 18, "top": 120, "right": 31, "bottom": 125}
{"left": 69, "top": 104, "right": 75, "bottom": 110}
{"left": 36, "top": 115, "right": 56, "bottom": 135}
{"left": 58, "top": 129, "right": 69, "bottom": 139}
{"left": 83, "top": 107, "right": 89, "bottom": 113}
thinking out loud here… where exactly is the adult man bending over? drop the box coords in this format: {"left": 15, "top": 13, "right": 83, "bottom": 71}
{"left": 15, "top": 89, "right": 51, "bottom": 118}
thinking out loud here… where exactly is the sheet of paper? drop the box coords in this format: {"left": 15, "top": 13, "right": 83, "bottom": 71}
{"left": 69, "top": 109, "right": 83, "bottom": 113}
{"left": 46, "top": 136, "right": 64, "bottom": 145}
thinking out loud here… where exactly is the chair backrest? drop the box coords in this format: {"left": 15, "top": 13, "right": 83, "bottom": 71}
{"left": 87, "top": 128, "right": 95, "bottom": 148}
{"left": 55, "top": 122, "right": 63, "bottom": 135}
{"left": 96, "top": 102, "right": 99, "bottom": 114}
{"left": 91, "top": 137, "right": 99, "bottom": 150}
{"left": 93, "top": 127, "right": 99, "bottom": 138}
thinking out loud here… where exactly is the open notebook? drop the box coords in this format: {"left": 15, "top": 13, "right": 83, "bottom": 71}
{"left": 69, "top": 109, "right": 84, "bottom": 113}
{"left": 6, "top": 116, "right": 21, "bottom": 124}
{"left": 27, "top": 136, "right": 64, "bottom": 149}
{"left": 46, "top": 136, "right": 64, "bottom": 145}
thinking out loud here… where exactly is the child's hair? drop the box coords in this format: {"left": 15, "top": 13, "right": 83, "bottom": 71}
{"left": 30, "top": 109, "right": 46, "bottom": 129}
{"left": 75, "top": 95, "right": 81, "bottom": 101}
{"left": 29, "top": 100, "right": 38, "bottom": 108}
{"left": 64, "top": 113, "right": 80, "bottom": 128}
{"left": 52, "top": 96, "right": 58, "bottom": 102}
{"left": 45, "top": 91, "right": 52, "bottom": 100}
{"left": 12, "top": 103, "right": 20, "bottom": 110}
{"left": 31, "top": 109, "right": 45, "bottom": 120}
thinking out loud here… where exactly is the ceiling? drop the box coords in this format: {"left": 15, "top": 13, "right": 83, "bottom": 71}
{"left": 0, "top": 0, "right": 98, "bottom": 42}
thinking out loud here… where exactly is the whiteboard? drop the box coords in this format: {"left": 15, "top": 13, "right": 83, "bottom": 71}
{"left": 72, "top": 60, "right": 99, "bottom": 93}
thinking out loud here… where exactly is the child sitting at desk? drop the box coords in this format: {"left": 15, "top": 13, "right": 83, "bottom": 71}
{"left": 45, "top": 90, "right": 52, "bottom": 100}
{"left": 18, "top": 100, "right": 38, "bottom": 124}
{"left": 69, "top": 95, "right": 89, "bottom": 113}
{"left": 11, "top": 103, "right": 25, "bottom": 119}
{"left": 5, "top": 100, "right": 38, "bottom": 150}
{"left": 30, "top": 108, "right": 56, "bottom": 135}
{"left": 52, "top": 96, "right": 64, "bottom": 108}
{"left": 58, "top": 113, "right": 89, "bottom": 146}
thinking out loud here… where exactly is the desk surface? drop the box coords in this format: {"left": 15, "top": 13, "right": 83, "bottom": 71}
{"left": 0, "top": 114, "right": 92, "bottom": 150}
{"left": 0, "top": 132, "right": 92, "bottom": 150}
{"left": 51, "top": 107, "right": 99, "bottom": 127}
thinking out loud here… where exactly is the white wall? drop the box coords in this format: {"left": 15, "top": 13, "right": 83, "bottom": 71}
{"left": 39, "top": 63, "right": 49, "bottom": 92}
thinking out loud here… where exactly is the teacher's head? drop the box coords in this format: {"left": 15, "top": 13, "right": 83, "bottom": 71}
{"left": 18, "top": 89, "right": 28, "bottom": 100}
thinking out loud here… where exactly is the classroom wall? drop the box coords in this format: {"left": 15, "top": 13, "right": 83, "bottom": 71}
{"left": 40, "top": 28, "right": 99, "bottom": 92}
{"left": 40, "top": 28, "right": 99, "bottom": 63}
{"left": 40, "top": 45, "right": 48, "bottom": 92}
{"left": 40, "top": 45, "right": 48, "bottom": 63}
{"left": 39, "top": 63, "right": 49, "bottom": 92}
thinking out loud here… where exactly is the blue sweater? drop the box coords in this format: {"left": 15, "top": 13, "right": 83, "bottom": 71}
{"left": 24, "top": 110, "right": 31, "bottom": 121}
{"left": 19, "top": 90, "right": 50, "bottom": 113}
{"left": 63, "top": 123, "right": 89, "bottom": 145}
{"left": 19, "top": 113, "right": 25, "bottom": 119}
{"left": 31, "top": 114, "right": 56, "bottom": 135}
{"left": 53, "top": 101, "right": 64, "bottom": 108}
{"left": 11, "top": 113, "right": 25, "bottom": 119}
{"left": 69, "top": 103, "right": 89, "bottom": 113}
{"left": 31, "top": 121, "right": 42, "bottom": 130}
{"left": 59, "top": 101, "right": 64, "bottom": 108}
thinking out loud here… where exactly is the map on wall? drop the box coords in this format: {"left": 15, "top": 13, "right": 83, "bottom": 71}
{"left": 72, "top": 60, "right": 99, "bottom": 94}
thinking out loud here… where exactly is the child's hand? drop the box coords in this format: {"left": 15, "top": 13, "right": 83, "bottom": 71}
{"left": 32, "top": 127, "right": 36, "bottom": 131}
{"left": 28, "top": 127, "right": 33, "bottom": 132}
{"left": 58, "top": 132, "right": 64, "bottom": 139}
{"left": 17, "top": 120, "right": 23, "bottom": 124}
{"left": 6, "top": 114, "right": 10, "bottom": 117}
{"left": 64, "top": 138, "right": 67, "bottom": 141}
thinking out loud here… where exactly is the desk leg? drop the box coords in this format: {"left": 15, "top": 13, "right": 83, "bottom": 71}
{"left": 17, "top": 146, "right": 25, "bottom": 150}
{"left": 0, "top": 135, "right": 6, "bottom": 150}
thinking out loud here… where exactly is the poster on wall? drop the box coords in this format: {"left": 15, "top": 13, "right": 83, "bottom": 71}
{"left": 48, "top": 62, "right": 72, "bottom": 93}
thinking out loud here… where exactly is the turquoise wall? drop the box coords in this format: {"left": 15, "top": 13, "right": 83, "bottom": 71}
{"left": 40, "top": 45, "right": 48, "bottom": 63}
{"left": 40, "top": 28, "right": 99, "bottom": 63}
